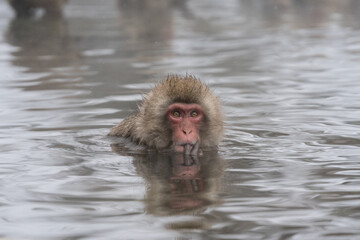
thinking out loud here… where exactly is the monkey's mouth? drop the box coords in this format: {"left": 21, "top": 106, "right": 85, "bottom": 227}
{"left": 173, "top": 141, "right": 199, "bottom": 155}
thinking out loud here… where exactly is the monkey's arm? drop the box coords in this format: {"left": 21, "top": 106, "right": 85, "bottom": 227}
{"left": 108, "top": 114, "right": 138, "bottom": 137}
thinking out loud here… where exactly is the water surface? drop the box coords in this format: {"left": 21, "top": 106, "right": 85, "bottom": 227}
{"left": 0, "top": 0, "right": 360, "bottom": 239}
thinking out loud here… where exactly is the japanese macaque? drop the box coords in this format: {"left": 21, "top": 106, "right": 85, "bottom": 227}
{"left": 8, "top": 0, "right": 68, "bottom": 18}
{"left": 108, "top": 75, "right": 223, "bottom": 155}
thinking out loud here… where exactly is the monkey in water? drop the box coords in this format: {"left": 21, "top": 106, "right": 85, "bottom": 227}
{"left": 8, "top": 0, "right": 68, "bottom": 18}
{"left": 108, "top": 75, "right": 223, "bottom": 156}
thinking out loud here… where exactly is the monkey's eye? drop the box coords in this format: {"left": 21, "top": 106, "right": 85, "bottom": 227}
{"left": 172, "top": 111, "right": 181, "bottom": 117}
{"left": 190, "top": 111, "right": 198, "bottom": 117}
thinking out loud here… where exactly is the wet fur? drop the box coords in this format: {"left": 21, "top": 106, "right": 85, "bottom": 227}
{"left": 109, "top": 75, "right": 223, "bottom": 151}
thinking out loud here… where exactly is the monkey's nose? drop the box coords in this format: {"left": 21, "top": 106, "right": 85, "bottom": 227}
{"left": 182, "top": 130, "right": 192, "bottom": 135}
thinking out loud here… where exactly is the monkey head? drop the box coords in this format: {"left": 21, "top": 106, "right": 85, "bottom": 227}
{"left": 109, "top": 75, "right": 223, "bottom": 155}
{"left": 134, "top": 75, "right": 224, "bottom": 155}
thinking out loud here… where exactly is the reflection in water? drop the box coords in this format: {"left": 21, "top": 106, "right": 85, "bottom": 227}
{"left": 8, "top": 0, "right": 68, "bottom": 18}
{"left": 113, "top": 144, "right": 224, "bottom": 217}
{"left": 7, "top": 17, "right": 68, "bottom": 67}
{"left": 117, "top": 0, "right": 188, "bottom": 44}
{"left": 238, "top": 0, "right": 360, "bottom": 28}
{"left": 5, "top": 15, "right": 81, "bottom": 91}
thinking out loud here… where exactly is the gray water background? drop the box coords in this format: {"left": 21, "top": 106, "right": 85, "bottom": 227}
{"left": 0, "top": 0, "right": 360, "bottom": 239}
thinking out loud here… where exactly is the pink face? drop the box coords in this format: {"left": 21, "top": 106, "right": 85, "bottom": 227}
{"left": 167, "top": 103, "right": 204, "bottom": 153}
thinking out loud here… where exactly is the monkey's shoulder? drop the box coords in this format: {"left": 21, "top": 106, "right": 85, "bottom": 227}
{"left": 108, "top": 114, "right": 138, "bottom": 137}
